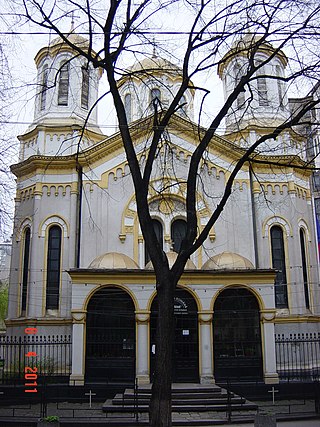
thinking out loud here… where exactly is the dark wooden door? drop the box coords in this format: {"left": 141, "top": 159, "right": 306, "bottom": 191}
{"left": 86, "top": 287, "right": 135, "bottom": 383}
{"left": 151, "top": 289, "right": 199, "bottom": 382}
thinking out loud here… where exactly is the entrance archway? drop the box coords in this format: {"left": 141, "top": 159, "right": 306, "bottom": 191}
{"left": 213, "top": 287, "right": 263, "bottom": 380}
{"left": 85, "top": 287, "right": 135, "bottom": 382}
{"left": 150, "top": 288, "right": 199, "bottom": 382}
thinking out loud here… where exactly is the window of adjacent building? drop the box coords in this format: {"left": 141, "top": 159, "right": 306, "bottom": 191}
{"left": 124, "top": 93, "right": 132, "bottom": 122}
{"left": 40, "top": 65, "right": 48, "bottom": 111}
{"left": 81, "top": 66, "right": 90, "bottom": 109}
{"left": 300, "top": 228, "right": 310, "bottom": 309}
{"left": 270, "top": 225, "right": 288, "bottom": 308}
{"left": 145, "top": 219, "right": 163, "bottom": 265}
{"left": 21, "top": 228, "right": 31, "bottom": 314}
{"left": 257, "top": 62, "right": 269, "bottom": 106}
{"left": 234, "top": 64, "right": 245, "bottom": 109}
{"left": 58, "top": 62, "right": 69, "bottom": 106}
{"left": 171, "top": 219, "right": 187, "bottom": 253}
{"left": 46, "top": 225, "right": 62, "bottom": 309}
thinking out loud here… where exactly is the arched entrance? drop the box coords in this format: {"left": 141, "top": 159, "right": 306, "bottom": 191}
{"left": 85, "top": 287, "right": 135, "bottom": 382}
{"left": 150, "top": 288, "right": 199, "bottom": 382}
{"left": 213, "top": 288, "right": 263, "bottom": 381}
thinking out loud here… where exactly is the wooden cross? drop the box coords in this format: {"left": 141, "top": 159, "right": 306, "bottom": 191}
{"left": 268, "top": 386, "right": 279, "bottom": 404}
{"left": 85, "top": 390, "right": 96, "bottom": 408}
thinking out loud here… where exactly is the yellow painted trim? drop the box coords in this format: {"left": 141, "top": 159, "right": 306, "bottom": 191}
{"left": 5, "top": 318, "right": 73, "bottom": 326}
{"left": 211, "top": 283, "right": 266, "bottom": 312}
{"left": 39, "top": 214, "right": 70, "bottom": 238}
{"left": 82, "top": 283, "right": 139, "bottom": 312}
{"left": 69, "top": 269, "right": 275, "bottom": 286}
{"left": 262, "top": 215, "right": 293, "bottom": 238}
{"left": 274, "top": 315, "right": 320, "bottom": 323}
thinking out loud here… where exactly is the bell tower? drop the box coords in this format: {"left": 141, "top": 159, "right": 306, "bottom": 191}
{"left": 18, "top": 32, "right": 103, "bottom": 160}
{"left": 218, "top": 35, "right": 290, "bottom": 135}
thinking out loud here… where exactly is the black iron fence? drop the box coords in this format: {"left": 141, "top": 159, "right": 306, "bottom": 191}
{"left": 275, "top": 333, "right": 320, "bottom": 381}
{"left": 0, "top": 335, "right": 71, "bottom": 384}
{"left": 1, "top": 333, "right": 320, "bottom": 385}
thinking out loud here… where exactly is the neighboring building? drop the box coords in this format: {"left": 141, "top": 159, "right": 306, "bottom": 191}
{"left": 5, "top": 33, "right": 320, "bottom": 386}
{"left": 0, "top": 241, "right": 11, "bottom": 285}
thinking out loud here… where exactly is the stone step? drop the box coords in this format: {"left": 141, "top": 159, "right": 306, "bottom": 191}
{"left": 112, "top": 396, "right": 246, "bottom": 406}
{"left": 123, "top": 390, "right": 228, "bottom": 399}
{"left": 103, "top": 401, "right": 257, "bottom": 413}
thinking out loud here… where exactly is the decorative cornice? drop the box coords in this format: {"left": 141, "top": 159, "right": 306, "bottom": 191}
{"left": 68, "top": 268, "right": 276, "bottom": 285}
{"left": 5, "top": 318, "right": 72, "bottom": 326}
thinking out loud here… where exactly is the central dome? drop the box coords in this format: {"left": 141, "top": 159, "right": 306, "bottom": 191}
{"left": 145, "top": 251, "right": 197, "bottom": 270}
{"left": 88, "top": 252, "right": 139, "bottom": 269}
{"left": 129, "top": 56, "right": 182, "bottom": 75}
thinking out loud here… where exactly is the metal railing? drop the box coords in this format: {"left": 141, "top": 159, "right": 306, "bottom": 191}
{"left": 0, "top": 334, "right": 71, "bottom": 383}
{"left": 275, "top": 333, "right": 320, "bottom": 381}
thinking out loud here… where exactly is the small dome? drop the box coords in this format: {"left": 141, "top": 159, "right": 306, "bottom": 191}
{"left": 202, "top": 252, "right": 254, "bottom": 270}
{"left": 145, "top": 251, "right": 197, "bottom": 270}
{"left": 88, "top": 252, "right": 139, "bottom": 269}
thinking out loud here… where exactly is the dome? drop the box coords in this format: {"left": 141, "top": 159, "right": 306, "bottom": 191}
{"left": 202, "top": 252, "right": 254, "bottom": 270}
{"left": 88, "top": 252, "right": 139, "bottom": 269}
{"left": 145, "top": 251, "right": 197, "bottom": 270}
{"left": 50, "top": 32, "right": 89, "bottom": 49}
{"left": 129, "top": 56, "right": 182, "bottom": 75}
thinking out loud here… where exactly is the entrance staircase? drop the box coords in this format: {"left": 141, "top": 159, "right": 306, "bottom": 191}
{"left": 102, "top": 383, "right": 258, "bottom": 425}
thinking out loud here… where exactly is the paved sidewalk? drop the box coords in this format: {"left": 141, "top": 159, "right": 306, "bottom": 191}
{"left": 0, "top": 399, "right": 319, "bottom": 425}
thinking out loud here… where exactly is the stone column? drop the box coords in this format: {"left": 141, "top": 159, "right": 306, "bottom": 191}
{"left": 69, "top": 310, "right": 86, "bottom": 386}
{"left": 138, "top": 236, "right": 144, "bottom": 267}
{"left": 135, "top": 310, "right": 150, "bottom": 384}
{"left": 199, "top": 311, "right": 214, "bottom": 384}
{"left": 260, "top": 310, "right": 279, "bottom": 384}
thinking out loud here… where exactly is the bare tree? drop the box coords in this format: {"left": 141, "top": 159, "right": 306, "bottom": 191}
{"left": 14, "top": 0, "right": 320, "bottom": 425}
{"left": 0, "top": 41, "right": 17, "bottom": 242}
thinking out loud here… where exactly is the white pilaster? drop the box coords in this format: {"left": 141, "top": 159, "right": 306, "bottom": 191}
{"left": 199, "top": 311, "right": 214, "bottom": 384}
{"left": 261, "top": 310, "right": 279, "bottom": 384}
{"left": 135, "top": 311, "right": 150, "bottom": 384}
{"left": 69, "top": 310, "right": 86, "bottom": 386}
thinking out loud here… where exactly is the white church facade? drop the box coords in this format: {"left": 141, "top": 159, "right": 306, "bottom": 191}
{"left": 5, "top": 33, "right": 320, "bottom": 386}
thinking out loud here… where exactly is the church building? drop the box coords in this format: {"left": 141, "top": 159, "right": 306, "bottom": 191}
{"left": 5, "top": 32, "right": 320, "bottom": 386}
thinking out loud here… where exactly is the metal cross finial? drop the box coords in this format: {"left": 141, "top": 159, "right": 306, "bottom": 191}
{"left": 69, "top": 11, "right": 80, "bottom": 33}
{"left": 70, "top": 11, "right": 75, "bottom": 32}
{"left": 152, "top": 37, "right": 157, "bottom": 58}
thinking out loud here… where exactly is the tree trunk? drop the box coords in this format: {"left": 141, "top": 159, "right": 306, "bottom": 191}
{"left": 149, "top": 274, "right": 175, "bottom": 427}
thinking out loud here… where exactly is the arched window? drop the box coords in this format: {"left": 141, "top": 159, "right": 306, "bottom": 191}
{"left": 124, "top": 93, "right": 132, "bottom": 122}
{"left": 21, "top": 228, "right": 31, "bottom": 314}
{"left": 81, "top": 66, "right": 90, "bottom": 109}
{"left": 145, "top": 219, "right": 163, "bottom": 265}
{"left": 40, "top": 65, "right": 48, "bottom": 111}
{"left": 270, "top": 225, "right": 288, "bottom": 308}
{"left": 257, "top": 61, "right": 268, "bottom": 106}
{"left": 171, "top": 219, "right": 187, "bottom": 253}
{"left": 276, "top": 65, "right": 284, "bottom": 110}
{"left": 179, "top": 95, "right": 187, "bottom": 115}
{"left": 300, "top": 228, "right": 310, "bottom": 309}
{"left": 46, "top": 225, "right": 62, "bottom": 309}
{"left": 58, "top": 62, "right": 69, "bottom": 106}
{"left": 234, "top": 64, "right": 245, "bottom": 109}
{"left": 150, "top": 88, "right": 161, "bottom": 109}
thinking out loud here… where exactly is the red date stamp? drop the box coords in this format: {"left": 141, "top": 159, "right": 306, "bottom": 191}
{"left": 24, "top": 327, "right": 38, "bottom": 393}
